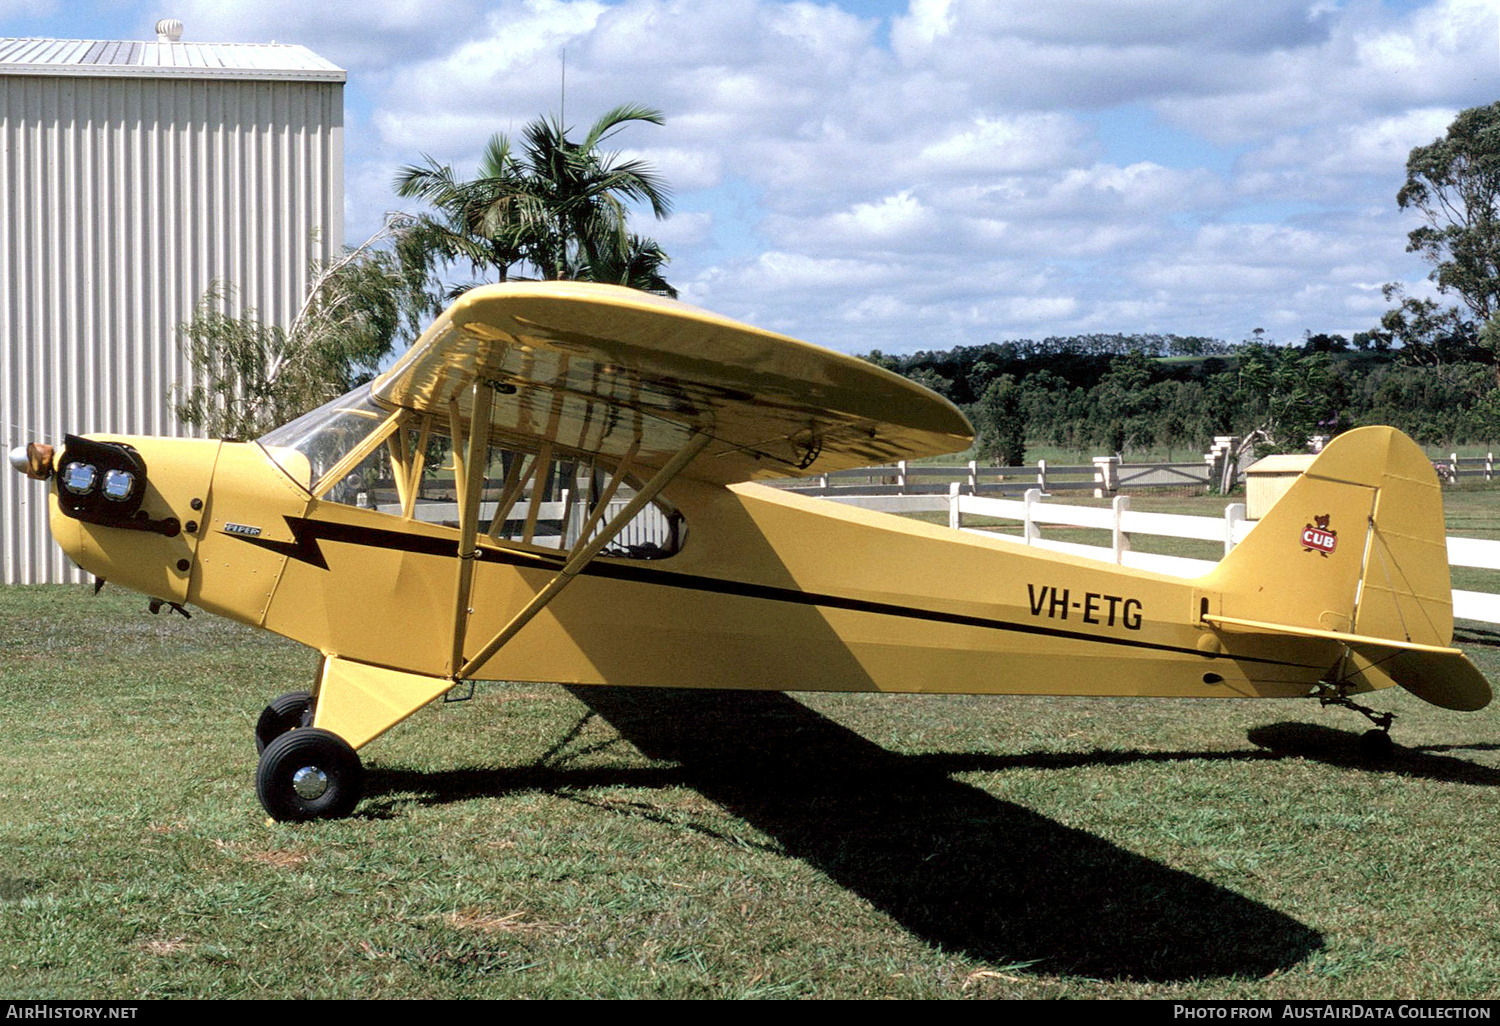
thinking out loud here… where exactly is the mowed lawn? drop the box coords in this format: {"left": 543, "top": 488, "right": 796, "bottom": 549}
{"left": 3, "top": 490, "right": 1500, "bottom": 999}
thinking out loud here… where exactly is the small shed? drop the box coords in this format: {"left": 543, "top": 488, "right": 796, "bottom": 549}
{"left": 1244, "top": 453, "right": 1317, "bottom": 520}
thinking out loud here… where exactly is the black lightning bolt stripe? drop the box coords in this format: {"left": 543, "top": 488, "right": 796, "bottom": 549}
{"left": 227, "top": 517, "right": 1316, "bottom": 668}
{"left": 236, "top": 517, "right": 460, "bottom": 571}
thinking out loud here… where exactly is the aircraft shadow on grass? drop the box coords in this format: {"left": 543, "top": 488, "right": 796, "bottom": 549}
{"left": 1246, "top": 722, "right": 1500, "bottom": 783}
{"left": 365, "top": 687, "right": 1329, "bottom": 982}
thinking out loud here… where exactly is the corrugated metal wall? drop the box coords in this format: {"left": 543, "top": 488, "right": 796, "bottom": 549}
{"left": 1, "top": 74, "right": 343, "bottom": 583}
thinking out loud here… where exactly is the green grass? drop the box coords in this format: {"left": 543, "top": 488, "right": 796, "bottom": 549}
{"left": 6, "top": 490, "right": 1500, "bottom": 997}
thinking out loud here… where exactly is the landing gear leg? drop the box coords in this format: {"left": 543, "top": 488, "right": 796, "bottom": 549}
{"left": 250, "top": 657, "right": 455, "bottom": 821}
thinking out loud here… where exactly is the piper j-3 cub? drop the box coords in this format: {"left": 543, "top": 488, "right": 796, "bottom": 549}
{"left": 11, "top": 282, "right": 1492, "bottom": 821}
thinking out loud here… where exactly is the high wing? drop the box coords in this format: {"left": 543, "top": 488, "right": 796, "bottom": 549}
{"left": 370, "top": 281, "right": 974, "bottom": 484}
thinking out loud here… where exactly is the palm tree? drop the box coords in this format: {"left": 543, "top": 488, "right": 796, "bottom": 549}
{"left": 394, "top": 104, "right": 675, "bottom": 296}
{"left": 393, "top": 134, "right": 533, "bottom": 295}
{"left": 583, "top": 234, "right": 678, "bottom": 298}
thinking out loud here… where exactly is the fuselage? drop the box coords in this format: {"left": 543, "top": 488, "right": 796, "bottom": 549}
{"left": 46, "top": 432, "right": 1344, "bottom": 702}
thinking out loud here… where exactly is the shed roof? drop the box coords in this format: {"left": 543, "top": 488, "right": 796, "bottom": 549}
{"left": 1245, "top": 453, "right": 1317, "bottom": 477}
{"left": 0, "top": 37, "right": 345, "bottom": 82}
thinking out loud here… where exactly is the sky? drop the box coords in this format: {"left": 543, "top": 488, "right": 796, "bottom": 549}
{"left": 2, "top": 0, "right": 1498, "bottom": 354}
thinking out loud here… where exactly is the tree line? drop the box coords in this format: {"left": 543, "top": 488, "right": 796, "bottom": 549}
{"left": 867, "top": 336, "right": 1500, "bottom": 466}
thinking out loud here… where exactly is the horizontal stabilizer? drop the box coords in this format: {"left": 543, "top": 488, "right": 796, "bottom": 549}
{"left": 1204, "top": 613, "right": 1492, "bottom": 711}
{"left": 1202, "top": 613, "right": 1462, "bottom": 657}
{"left": 1347, "top": 646, "right": 1491, "bottom": 711}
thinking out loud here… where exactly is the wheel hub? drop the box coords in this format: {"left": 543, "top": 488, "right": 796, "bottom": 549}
{"left": 291, "top": 765, "right": 329, "bottom": 800}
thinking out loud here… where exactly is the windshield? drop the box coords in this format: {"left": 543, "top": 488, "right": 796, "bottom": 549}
{"left": 257, "top": 387, "right": 393, "bottom": 494}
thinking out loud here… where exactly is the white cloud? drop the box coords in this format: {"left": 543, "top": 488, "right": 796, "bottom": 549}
{"left": 325, "top": 0, "right": 1499, "bottom": 349}
{"left": 646, "top": 210, "right": 713, "bottom": 247}
{"left": 916, "top": 114, "right": 1088, "bottom": 175}
{"left": 1244, "top": 108, "right": 1459, "bottom": 181}
{"left": 380, "top": 0, "right": 607, "bottom": 114}
{"left": 738, "top": 250, "right": 898, "bottom": 290}
{"left": 623, "top": 147, "right": 724, "bottom": 191}
{"left": 893, "top": 0, "right": 1334, "bottom": 52}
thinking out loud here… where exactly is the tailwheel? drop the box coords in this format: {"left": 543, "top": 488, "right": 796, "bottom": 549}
{"left": 256, "top": 728, "right": 364, "bottom": 822}
{"left": 255, "top": 690, "right": 313, "bottom": 753}
{"left": 1312, "top": 681, "right": 1397, "bottom": 764}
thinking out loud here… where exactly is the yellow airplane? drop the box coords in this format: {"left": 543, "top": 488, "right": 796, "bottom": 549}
{"left": 10, "top": 282, "right": 1492, "bottom": 821}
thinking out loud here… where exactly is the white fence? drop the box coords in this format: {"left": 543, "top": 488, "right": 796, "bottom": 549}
{"left": 776, "top": 449, "right": 1500, "bottom": 499}
{"left": 378, "top": 491, "right": 672, "bottom": 552}
{"left": 821, "top": 486, "right": 1500, "bottom": 626}
{"left": 1438, "top": 453, "right": 1499, "bottom": 485}
{"left": 773, "top": 457, "right": 1208, "bottom": 497}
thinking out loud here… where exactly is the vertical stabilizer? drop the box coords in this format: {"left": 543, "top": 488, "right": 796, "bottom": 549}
{"left": 1199, "top": 427, "right": 1486, "bottom": 710}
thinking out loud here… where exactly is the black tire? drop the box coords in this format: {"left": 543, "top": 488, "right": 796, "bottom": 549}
{"left": 255, "top": 690, "right": 313, "bottom": 754}
{"left": 1360, "top": 729, "right": 1395, "bottom": 763}
{"left": 256, "top": 728, "right": 364, "bottom": 822}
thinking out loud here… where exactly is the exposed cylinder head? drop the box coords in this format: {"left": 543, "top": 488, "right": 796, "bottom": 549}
{"left": 9, "top": 442, "right": 55, "bottom": 480}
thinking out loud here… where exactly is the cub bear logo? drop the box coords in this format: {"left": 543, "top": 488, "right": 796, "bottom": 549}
{"left": 1301, "top": 514, "right": 1337, "bottom": 557}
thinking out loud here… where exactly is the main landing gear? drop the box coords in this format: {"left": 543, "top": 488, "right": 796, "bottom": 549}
{"left": 1312, "top": 681, "right": 1396, "bottom": 763}
{"left": 253, "top": 691, "right": 363, "bottom": 822}
{"left": 255, "top": 691, "right": 312, "bottom": 753}
{"left": 256, "top": 727, "right": 364, "bottom": 821}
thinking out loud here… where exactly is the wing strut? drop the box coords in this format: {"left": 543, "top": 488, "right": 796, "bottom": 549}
{"left": 454, "top": 429, "right": 711, "bottom": 682}
{"left": 449, "top": 382, "right": 496, "bottom": 674}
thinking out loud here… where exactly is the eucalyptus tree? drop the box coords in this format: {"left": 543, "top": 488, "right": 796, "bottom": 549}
{"left": 174, "top": 220, "right": 434, "bottom": 440}
{"left": 1398, "top": 101, "right": 1500, "bottom": 325}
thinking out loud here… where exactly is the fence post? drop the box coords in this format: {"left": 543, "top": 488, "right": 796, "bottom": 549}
{"left": 565, "top": 487, "right": 585, "bottom": 547}
{"left": 897, "top": 460, "right": 908, "bottom": 493}
{"left": 1208, "top": 435, "right": 1240, "bottom": 492}
{"left": 1037, "top": 459, "right": 1048, "bottom": 494}
{"left": 1224, "top": 503, "right": 1246, "bottom": 557}
{"left": 1451, "top": 453, "right": 1460, "bottom": 486}
{"left": 968, "top": 460, "right": 978, "bottom": 493}
{"left": 949, "top": 481, "right": 961, "bottom": 531}
{"left": 1092, "top": 455, "right": 1119, "bottom": 497}
{"left": 1488, "top": 453, "right": 1494, "bottom": 483}
{"left": 1023, "top": 487, "right": 1041, "bottom": 544}
{"left": 1112, "top": 494, "right": 1131, "bottom": 564}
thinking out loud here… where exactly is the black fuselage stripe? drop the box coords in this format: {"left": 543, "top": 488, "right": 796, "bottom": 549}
{"left": 230, "top": 520, "right": 1316, "bottom": 669}
{"left": 552, "top": 551, "right": 1310, "bottom": 667}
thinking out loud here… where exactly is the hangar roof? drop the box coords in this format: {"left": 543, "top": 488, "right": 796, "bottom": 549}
{"left": 0, "top": 36, "right": 345, "bottom": 82}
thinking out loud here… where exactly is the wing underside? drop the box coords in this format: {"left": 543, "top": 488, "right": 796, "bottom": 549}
{"left": 370, "top": 282, "right": 974, "bottom": 484}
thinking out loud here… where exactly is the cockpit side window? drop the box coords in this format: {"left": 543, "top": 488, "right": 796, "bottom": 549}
{"left": 256, "top": 387, "right": 683, "bottom": 559}
{"left": 404, "top": 436, "right": 683, "bottom": 559}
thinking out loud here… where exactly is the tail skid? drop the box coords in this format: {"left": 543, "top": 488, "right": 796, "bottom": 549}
{"left": 1198, "top": 427, "right": 1490, "bottom": 712}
